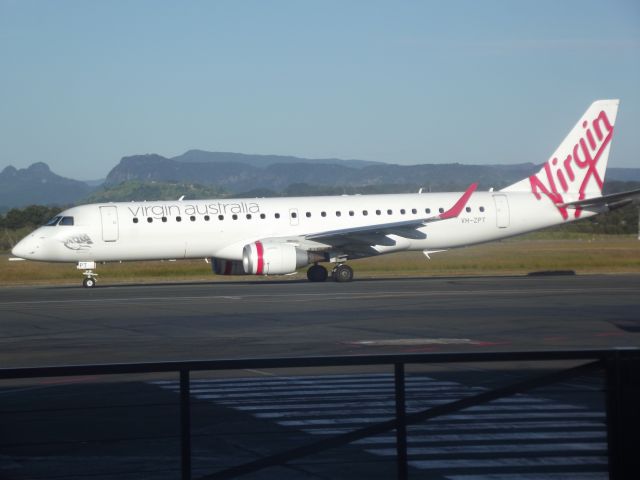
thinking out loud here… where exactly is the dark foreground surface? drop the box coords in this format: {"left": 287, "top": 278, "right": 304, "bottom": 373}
{"left": 1, "top": 274, "right": 639, "bottom": 479}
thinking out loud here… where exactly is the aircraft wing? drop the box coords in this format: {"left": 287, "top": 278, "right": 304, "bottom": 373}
{"left": 304, "top": 183, "right": 478, "bottom": 246}
{"left": 560, "top": 188, "right": 640, "bottom": 210}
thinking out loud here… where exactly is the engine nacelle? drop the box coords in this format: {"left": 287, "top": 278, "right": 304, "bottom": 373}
{"left": 211, "top": 258, "right": 246, "bottom": 275}
{"left": 243, "top": 241, "right": 320, "bottom": 275}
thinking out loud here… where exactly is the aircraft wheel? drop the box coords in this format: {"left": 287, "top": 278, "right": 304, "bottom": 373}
{"left": 332, "top": 264, "right": 354, "bottom": 283}
{"left": 307, "top": 264, "right": 328, "bottom": 282}
{"left": 83, "top": 277, "right": 97, "bottom": 288}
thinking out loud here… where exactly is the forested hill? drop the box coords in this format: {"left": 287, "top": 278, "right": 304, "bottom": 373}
{"left": 1, "top": 149, "right": 639, "bottom": 209}
{"left": 0, "top": 163, "right": 92, "bottom": 210}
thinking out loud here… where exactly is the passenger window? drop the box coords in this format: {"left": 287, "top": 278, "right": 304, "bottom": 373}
{"left": 336, "top": 211, "right": 342, "bottom": 217}
{"left": 321, "top": 211, "right": 327, "bottom": 217}
{"left": 218, "top": 215, "right": 224, "bottom": 221}
{"left": 438, "top": 208, "right": 444, "bottom": 213}
{"left": 306, "top": 212, "right": 311, "bottom": 218}
{"left": 349, "top": 211, "right": 354, "bottom": 216}
{"left": 362, "top": 210, "right": 368, "bottom": 216}
{"left": 147, "top": 217, "right": 153, "bottom": 223}
{"left": 232, "top": 214, "right": 238, "bottom": 220}
{"left": 412, "top": 208, "right": 417, "bottom": 214}
{"left": 204, "top": 215, "right": 210, "bottom": 221}
{"left": 176, "top": 216, "right": 182, "bottom": 222}
{"left": 480, "top": 206, "right": 485, "bottom": 212}
{"left": 275, "top": 213, "right": 280, "bottom": 219}
{"left": 162, "top": 217, "right": 167, "bottom": 222}
{"left": 376, "top": 210, "right": 381, "bottom": 215}
{"left": 400, "top": 209, "right": 406, "bottom": 215}
{"left": 465, "top": 207, "right": 471, "bottom": 213}
{"left": 44, "top": 216, "right": 62, "bottom": 226}
{"left": 260, "top": 213, "right": 266, "bottom": 219}
{"left": 190, "top": 216, "right": 196, "bottom": 222}
{"left": 291, "top": 212, "right": 297, "bottom": 218}
{"left": 133, "top": 218, "right": 139, "bottom": 224}
{"left": 387, "top": 209, "right": 392, "bottom": 215}
{"left": 246, "top": 214, "right": 252, "bottom": 219}
{"left": 425, "top": 208, "right": 431, "bottom": 214}
{"left": 59, "top": 216, "right": 74, "bottom": 226}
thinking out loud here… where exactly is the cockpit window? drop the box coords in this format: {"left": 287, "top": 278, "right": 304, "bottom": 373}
{"left": 44, "top": 216, "right": 62, "bottom": 226}
{"left": 59, "top": 216, "right": 74, "bottom": 226}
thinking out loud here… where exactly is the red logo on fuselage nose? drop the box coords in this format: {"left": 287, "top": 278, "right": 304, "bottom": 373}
{"left": 529, "top": 110, "right": 614, "bottom": 220}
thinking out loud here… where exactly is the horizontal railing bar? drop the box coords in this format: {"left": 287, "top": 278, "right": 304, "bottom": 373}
{"left": 0, "top": 348, "right": 637, "bottom": 380}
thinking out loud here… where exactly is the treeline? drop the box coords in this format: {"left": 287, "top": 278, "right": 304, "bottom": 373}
{"left": 0, "top": 205, "right": 63, "bottom": 252}
{"left": 0, "top": 205, "right": 62, "bottom": 229}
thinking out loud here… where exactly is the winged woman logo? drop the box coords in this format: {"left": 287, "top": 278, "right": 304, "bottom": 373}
{"left": 529, "top": 109, "right": 614, "bottom": 220}
{"left": 63, "top": 234, "right": 94, "bottom": 251}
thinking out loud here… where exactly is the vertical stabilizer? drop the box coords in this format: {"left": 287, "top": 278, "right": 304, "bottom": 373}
{"left": 502, "top": 100, "right": 619, "bottom": 219}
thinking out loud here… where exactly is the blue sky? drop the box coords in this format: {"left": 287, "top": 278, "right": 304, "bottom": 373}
{"left": 1, "top": 0, "right": 639, "bottom": 179}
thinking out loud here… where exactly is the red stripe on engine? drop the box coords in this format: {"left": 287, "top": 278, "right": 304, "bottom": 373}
{"left": 255, "top": 241, "right": 264, "bottom": 275}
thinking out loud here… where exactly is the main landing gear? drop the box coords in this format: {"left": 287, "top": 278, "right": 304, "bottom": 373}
{"left": 306, "top": 264, "right": 354, "bottom": 283}
{"left": 78, "top": 261, "right": 98, "bottom": 288}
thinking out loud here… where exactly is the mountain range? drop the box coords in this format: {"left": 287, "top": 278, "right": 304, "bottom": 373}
{"left": 1, "top": 150, "right": 639, "bottom": 210}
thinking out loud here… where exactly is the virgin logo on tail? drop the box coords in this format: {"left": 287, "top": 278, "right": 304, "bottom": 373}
{"left": 529, "top": 109, "right": 614, "bottom": 220}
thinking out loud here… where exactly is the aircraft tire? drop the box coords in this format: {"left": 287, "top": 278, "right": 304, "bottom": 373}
{"left": 83, "top": 277, "right": 96, "bottom": 288}
{"left": 307, "top": 264, "right": 328, "bottom": 282}
{"left": 332, "top": 264, "right": 354, "bottom": 283}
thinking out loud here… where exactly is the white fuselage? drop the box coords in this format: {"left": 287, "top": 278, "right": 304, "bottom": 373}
{"left": 11, "top": 190, "right": 586, "bottom": 264}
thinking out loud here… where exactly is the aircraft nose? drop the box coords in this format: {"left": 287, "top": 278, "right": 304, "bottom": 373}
{"left": 11, "top": 237, "right": 39, "bottom": 259}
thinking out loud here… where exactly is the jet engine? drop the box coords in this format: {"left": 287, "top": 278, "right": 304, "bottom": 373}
{"left": 242, "top": 241, "right": 324, "bottom": 275}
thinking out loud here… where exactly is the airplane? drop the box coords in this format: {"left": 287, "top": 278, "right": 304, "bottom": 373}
{"left": 10, "top": 99, "right": 640, "bottom": 287}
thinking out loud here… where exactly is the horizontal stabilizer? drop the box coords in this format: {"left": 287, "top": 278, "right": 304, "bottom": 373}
{"left": 560, "top": 188, "right": 640, "bottom": 210}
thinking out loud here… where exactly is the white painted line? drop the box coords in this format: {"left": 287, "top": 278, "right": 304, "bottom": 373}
{"left": 366, "top": 442, "right": 607, "bottom": 456}
{"left": 351, "top": 338, "right": 478, "bottom": 346}
{"left": 405, "top": 421, "right": 606, "bottom": 432}
{"left": 190, "top": 387, "right": 480, "bottom": 399}
{"left": 445, "top": 473, "right": 607, "bottom": 480}
{"left": 252, "top": 404, "right": 585, "bottom": 419}
{"left": 409, "top": 456, "right": 608, "bottom": 469}
{"left": 277, "top": 412, "right": 605, "bottom": 427}
{"left": 186, "top": 384, "right": 482, "bottom": 395}
{"left": 302, "top": 422, "right": 605, "bottom": 436}
{"left": 230, "top": 397, "right": 549, "bottom": 412}
{"left": 354, "top": 430, "right": 605, "bottom": 444}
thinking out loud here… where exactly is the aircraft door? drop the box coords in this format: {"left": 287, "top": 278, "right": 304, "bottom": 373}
{"left": 289, "top": 208, "right": 299, "bottom": 226}
{"left": 100, "top": 206, "right": 119, "bottom": 241}
{"left": 493, "top": 194, "right": 510, "bottom": 228}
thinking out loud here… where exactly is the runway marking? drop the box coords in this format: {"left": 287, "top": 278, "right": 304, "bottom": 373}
{"left": 0, "top": 287, "right": 636, "bottom": 307}
{"left": 350, "top": 338, "right": 480, "bottom": 346}
{"left": 446, "top": 474, "right": 606, "bottom": 480}
{"left": 409, "top": 457, "right": 607, "bottom": 469}
{"left": 152, "top": 373, "right": 608, "bottom": 477}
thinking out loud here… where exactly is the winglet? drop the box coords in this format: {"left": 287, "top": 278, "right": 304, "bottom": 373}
{"left": 439, "top": 183, "right": 478, "bottom": 220}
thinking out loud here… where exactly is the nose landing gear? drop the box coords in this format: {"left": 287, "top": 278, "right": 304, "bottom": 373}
{"left": 78, "top": 261, "right": 98, "bottom": 288}
{"left": 82, "top": 275, "right": 97, "bottom": 288}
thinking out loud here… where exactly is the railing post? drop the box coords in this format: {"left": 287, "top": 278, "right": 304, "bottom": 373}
{"left": 394, "top": 363, "right": 408, "bottom": 480}
{"left": 606, "top": 349, "right": 640, "bottom": 479}
{"left": 180, "top": 369, "right": 192, "bottom": 480}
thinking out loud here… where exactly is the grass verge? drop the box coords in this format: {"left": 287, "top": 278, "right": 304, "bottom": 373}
{"left": 2, "top": 235, "right": 639, "bottom": 286}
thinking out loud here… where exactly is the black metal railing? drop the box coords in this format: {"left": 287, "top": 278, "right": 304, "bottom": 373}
{"left": 1, "top": 348, "right": 638, "bottom": 479}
